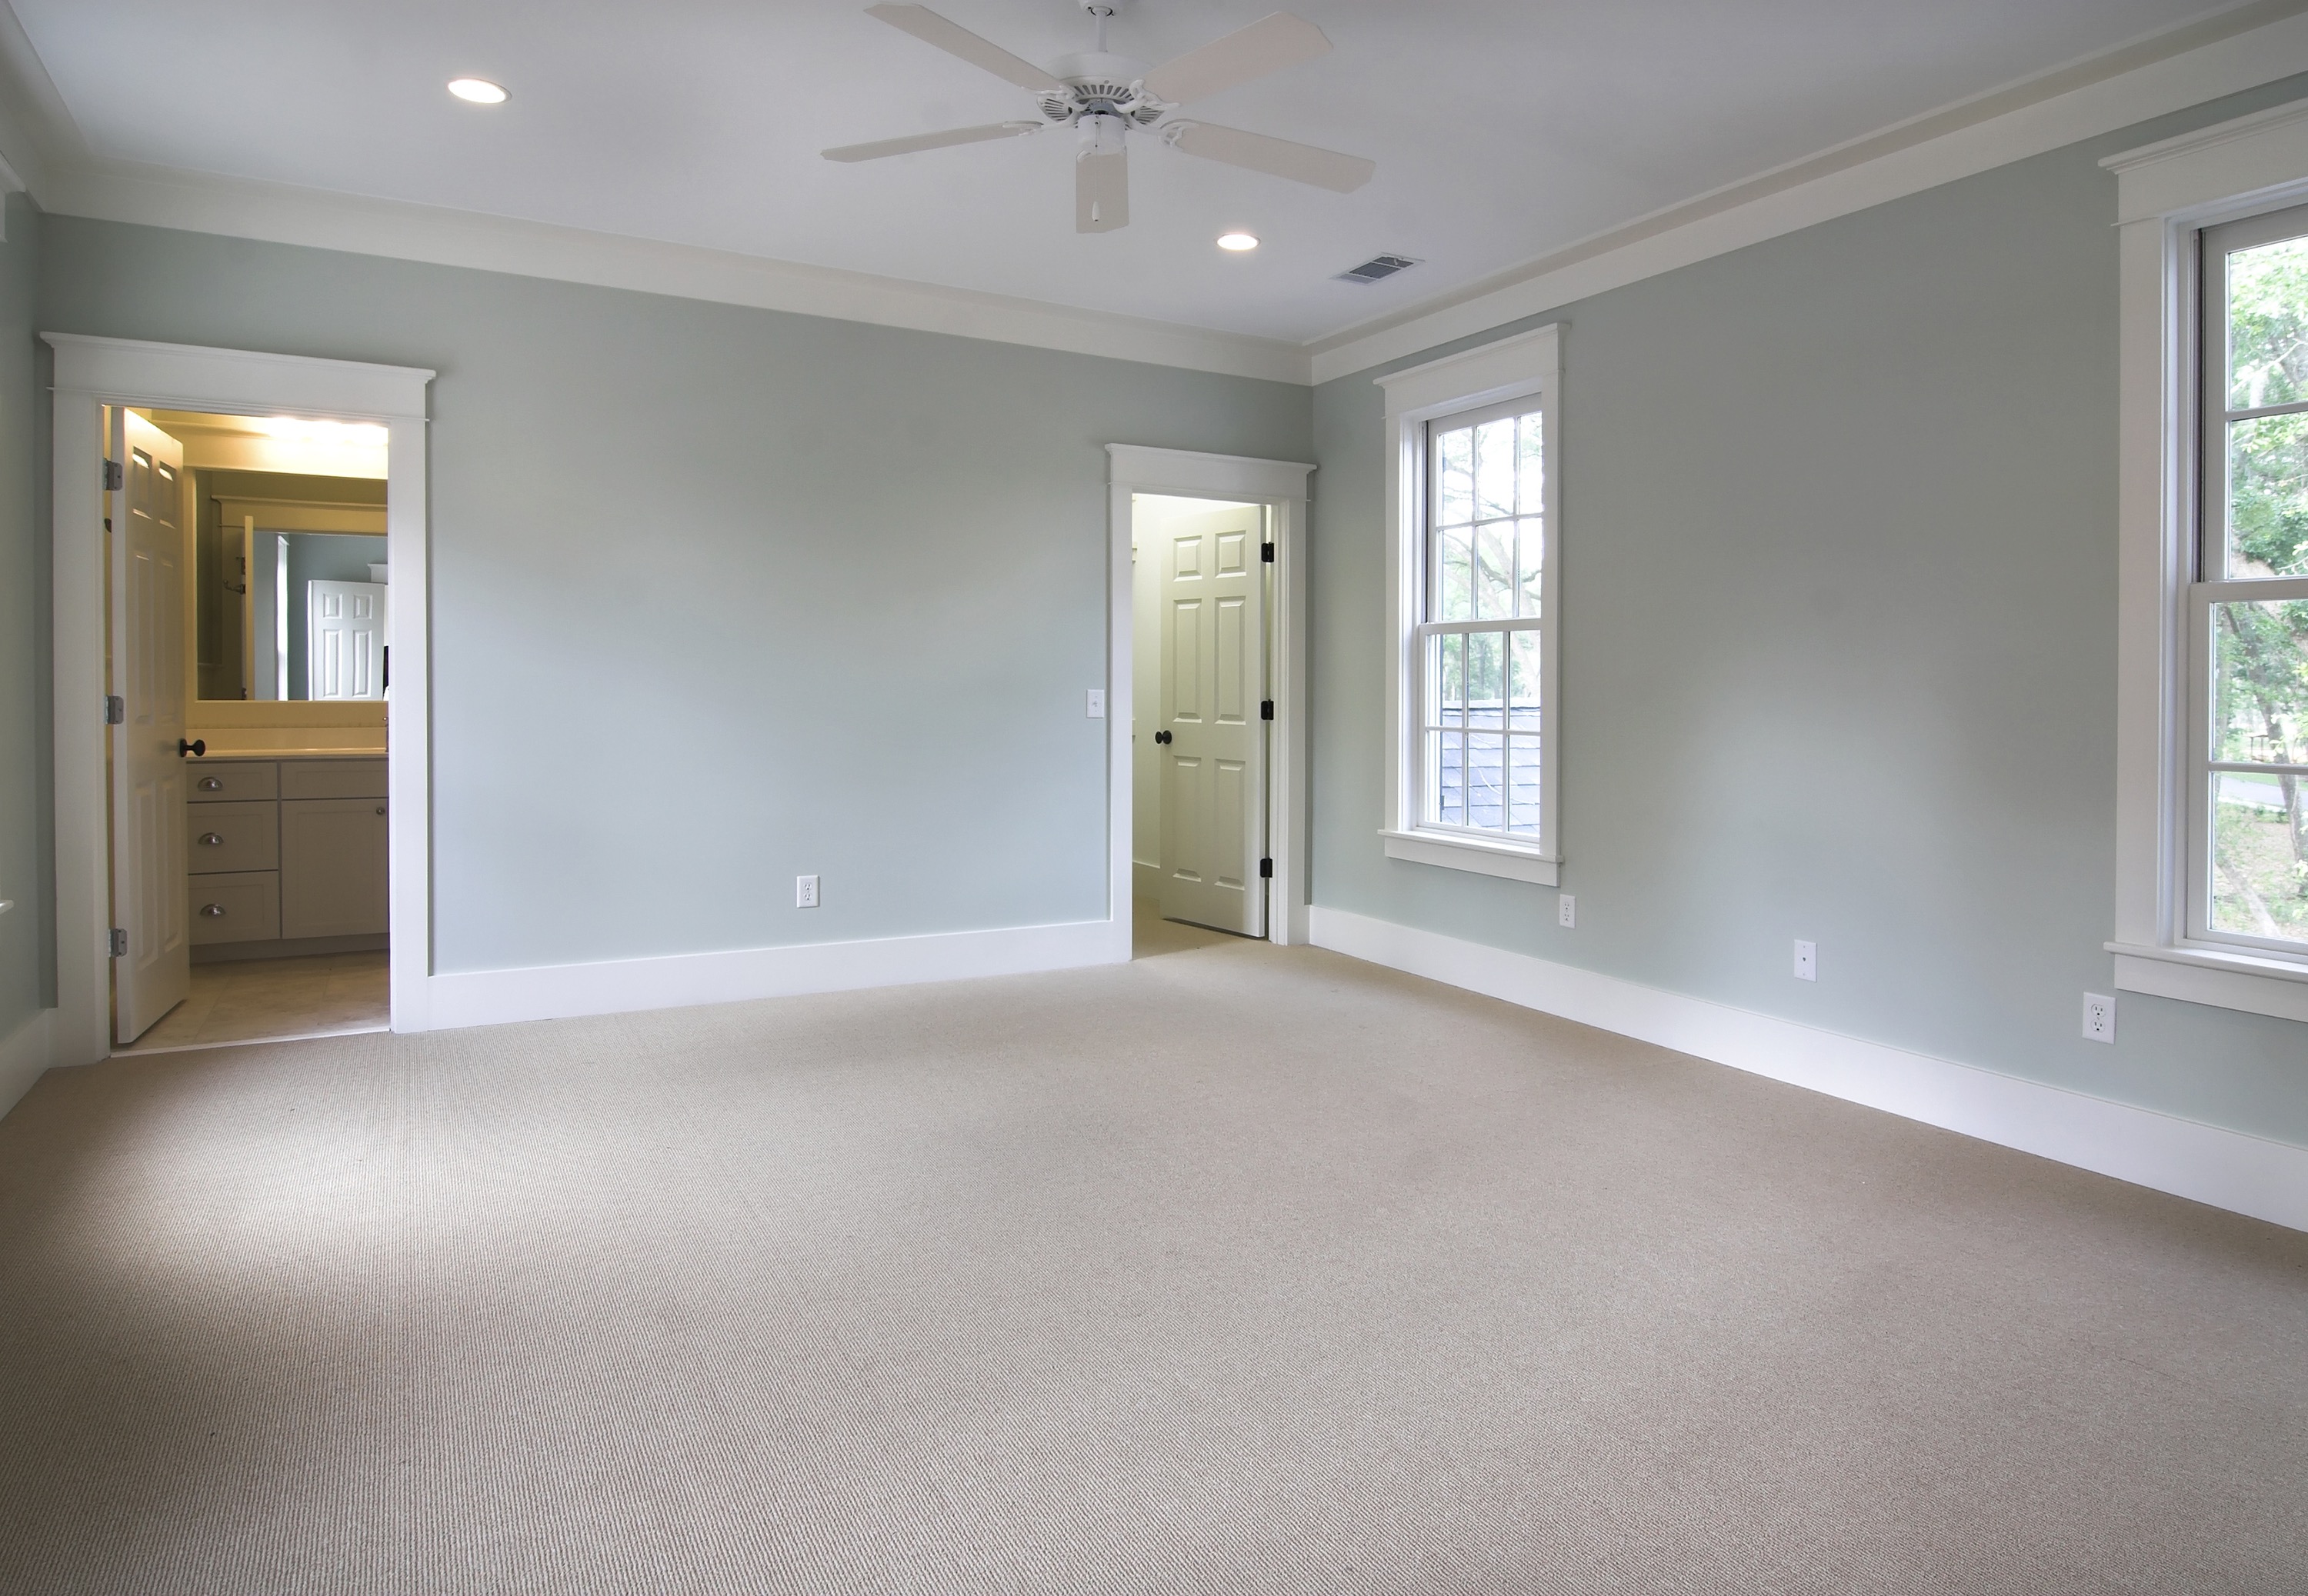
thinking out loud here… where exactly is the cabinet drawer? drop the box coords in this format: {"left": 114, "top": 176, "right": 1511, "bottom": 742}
{"left": 188, "top": 871, "right": 280, "bottom": 945}
{"left": 281, "top": 798, "right": 389, "bottom": 938}
{"left": 281, "top": 759, "right": 387, "bottom": 800}
{"left": 187, "top": 801, "right": 278, "bottom": 874}
{"left": 188, "top": 761, "right": 278, "bottom": 802}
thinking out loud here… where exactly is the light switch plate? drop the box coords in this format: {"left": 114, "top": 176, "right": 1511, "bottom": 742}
{"left": 1793, "top": 939, "right": 1817, "bottom": 981}
{"left": 1086, "top": 688, "right": 1106, "bottom": 718}
{"left": 795, "top": 875, "right": 819, "bottom": 909}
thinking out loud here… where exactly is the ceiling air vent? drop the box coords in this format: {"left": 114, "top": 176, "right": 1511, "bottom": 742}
{"left": 1334, "top": 254, "right": 1421, "bottom": 285}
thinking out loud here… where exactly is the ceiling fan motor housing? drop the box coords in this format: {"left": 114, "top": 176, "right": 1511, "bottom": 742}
{"left": 1042, "top": 53, "right": 1166, "bottom": 126}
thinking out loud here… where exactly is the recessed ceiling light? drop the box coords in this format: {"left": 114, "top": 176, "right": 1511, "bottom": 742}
{"left": 1216, "top": 232, "right": 1259, "bottom": 252}
{"left": 448, "top": 78, "right": 508, "bottom": 105}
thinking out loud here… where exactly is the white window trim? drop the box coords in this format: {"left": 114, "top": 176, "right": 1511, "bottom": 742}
{"left": 2104, "top": 102, "right": 2308, "bottom": 1025}
{"left": 1376, "top": 324, "right": 1563, "bottom": 886}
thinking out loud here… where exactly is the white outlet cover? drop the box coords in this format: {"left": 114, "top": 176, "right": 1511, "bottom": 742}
{"left": 1086, "top": 688, "right": 1106, "bottom": 718}
{"left": 1557, "top": 894, "right": 1576, "bottom": 928}
{"left": 795, "top": 874, "right": 819, "bottom": 908}
{"left": 2083, "top": 992, "right": 2116, "bottom": 1044}
{"left": 1793, "top": 939, "right": 1817, "bottom": 981}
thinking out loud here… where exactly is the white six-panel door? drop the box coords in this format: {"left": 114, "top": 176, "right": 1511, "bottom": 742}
{"left": 110, "top": 411, "right": 192, "bottom": 1043}
{"left": 307, "top": 580, "right": 387, "bottom": 699}
{"left": 1158, "top": 502, "right": 1267, "bottom": 935}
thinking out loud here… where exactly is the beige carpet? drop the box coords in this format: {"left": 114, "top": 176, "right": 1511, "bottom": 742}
{"left": 1, "top": 917, "right": 2303, "bottom": 1594}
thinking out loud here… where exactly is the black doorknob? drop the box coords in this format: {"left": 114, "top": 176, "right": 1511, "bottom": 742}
{"left": 1154, "top": 729, "right": 1172, "bottom": 745}
{"left": 178, "top": 738, "right": 206, "bottom": 757}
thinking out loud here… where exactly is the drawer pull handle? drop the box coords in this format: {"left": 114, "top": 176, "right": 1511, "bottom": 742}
{"left": 375, "top": 805, "right": 387, "bottom": 815}
{"left": 178, "top": 738, "right": 206, "bottom": 758}
{"left": 199, "top": 904, "right": 226, "bottom": 918}
{"left": 196, "top": 777, "right": 224, "bottom": 791}
{"left": 197, "top": 832, "right": 224, "bottom": 846}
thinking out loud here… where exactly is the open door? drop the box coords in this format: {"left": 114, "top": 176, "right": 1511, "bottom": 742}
{"left": 108, "top": 410, "right": 193, "bottom": 1044}
{"left": 1157, "top": 501, "right": 1267, "bottom": 935}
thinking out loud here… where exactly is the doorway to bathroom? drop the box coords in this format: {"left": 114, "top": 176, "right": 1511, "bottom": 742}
{"left": 105, "top": 405, "right": 392, "bottom": 1052}
{"left": 46, "top": 334, "right": 435, "bottom": 1068}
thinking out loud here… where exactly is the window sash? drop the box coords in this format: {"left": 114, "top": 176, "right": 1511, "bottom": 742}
{"left": 2193, "top": 209, "right": 2308, "bottom": 958}
{"left": 1416, "top": 394, "right": 1545, "bottom": 845}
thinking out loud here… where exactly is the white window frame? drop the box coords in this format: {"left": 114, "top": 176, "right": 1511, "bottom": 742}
{"left": 1376, "top": 325, "right": 1562, "bottom": 885}
{"left": 2106, "top": 104, "right": 2308, "bottom": 1024}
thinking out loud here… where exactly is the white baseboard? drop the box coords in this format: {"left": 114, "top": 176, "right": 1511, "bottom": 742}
{"left": 0, "top": 1007, "right": 52, "bottom": 1120}
{"left": 421, "top": 917, "right": 1129, "bottom": 1031}
{"left": 1309, "top": 906, "right": 2308, "bottom": 1234}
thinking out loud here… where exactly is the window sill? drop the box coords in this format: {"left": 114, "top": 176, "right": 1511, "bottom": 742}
{"left": 2106, "top": 941, "right": 2308, "bottom": 1024}
{"left": 1380, "top": 828, "right": 1559, "bottom": 886}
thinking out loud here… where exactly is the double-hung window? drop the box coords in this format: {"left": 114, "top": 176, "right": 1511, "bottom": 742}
{"left": 2106, "top": 112, "right": 2308, "bottom": 1023}
{"left": 1378, "top": 326, "right": 1562, "bottom": 885}
{"left": 1421, "top": 401, "right": 1546, "bottom": 840}
{"left": 2197, "top": 208, "right": 2308, "bottom": 955}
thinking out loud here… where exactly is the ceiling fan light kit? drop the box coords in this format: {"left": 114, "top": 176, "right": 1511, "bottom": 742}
{"left": 824, "top": 2, "right": 1376, "bottom": 235}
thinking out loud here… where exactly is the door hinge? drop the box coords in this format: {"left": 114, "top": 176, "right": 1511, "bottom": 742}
{"left": 1259, "top": 699, "right": 1273, "bottom": 721}
{"left": 103, "top": 695, "right": 125, "bottom": 725}
{"left": 1261, "top": 541, "right": 1275, "bottom": 562}
{"left": 382, "top": 645, "right": 389, "bottom": 691}
{"left": 102, "top": 458, "right": 123, "bottom": 491}
{"left": 1259, "top": 858, "right": 1273, "bottom": 879}
{"left": 108, "top": 928, "right": 127, "bottom": 958}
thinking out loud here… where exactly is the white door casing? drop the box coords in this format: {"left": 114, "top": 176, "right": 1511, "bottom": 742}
{"left": 1106, "top": 445, "right": 1312, "bottom": 948}
{"left": 307, "top": 580, "right": 387, "bottom": 699}
{"left": 1158, "top": 502, "right": 1267, "bottom": 935}
{"left": 109, "top": 410, "right": 192, "bottom": 1042}
{"left": 47, "top": 335, "right": 434, "bottom": 1062}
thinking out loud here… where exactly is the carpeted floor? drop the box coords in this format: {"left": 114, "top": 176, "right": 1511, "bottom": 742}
{"left": 1, "top": 912, "right": 2303, "bottom": 1594}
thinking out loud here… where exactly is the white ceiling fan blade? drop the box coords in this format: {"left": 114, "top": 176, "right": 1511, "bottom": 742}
{"left": 822, "top": 122, "right": 1039, "bottom": 162}
{"left": 1162, "top": 122, "right": 1373, "bottom": 193}
{"left": 863, "top": 4, "right": 1066, "bottom": 92}
{"left": 1142, "top": 13, "right": 1331, "bottom": 105}
{"left": 1076, "top": 148, "right": 1129, "bottom": 233}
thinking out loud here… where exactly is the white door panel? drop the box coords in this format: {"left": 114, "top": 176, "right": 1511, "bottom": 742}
{"left": 1156, "top": 501, "right": 1267, "bottom": 935}
{"left": 110, "top": 411, "right": 192, "bottom": 1044}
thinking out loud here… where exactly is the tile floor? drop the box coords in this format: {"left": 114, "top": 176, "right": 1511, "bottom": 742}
{"left": 117, "top": 950, "right": 389, "bottom": 1052}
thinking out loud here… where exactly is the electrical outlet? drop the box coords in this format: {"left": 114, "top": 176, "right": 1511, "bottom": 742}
{"left": 795, "top": 875, "right": 819, "bottom": 909}
{"left": 2083, "top": 992, "right": 2115, "bottom": 1044}
{"left": 1086, "top": 688, "right": 1106, "bottom": 718}
{"left": 1793, "top": 939, "right": 1817, "bottom": 981}
{"left": 1557, "top": 894, "right": 1576, "bottom": 928}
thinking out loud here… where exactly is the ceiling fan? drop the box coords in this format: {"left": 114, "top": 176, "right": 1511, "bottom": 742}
{"left": 822, "top": 1, "right": 1375, "bottom": 234}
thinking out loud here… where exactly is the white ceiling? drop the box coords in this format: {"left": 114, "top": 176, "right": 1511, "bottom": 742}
{"left": 7, "top": 0, "right": 2252, "bottom": 345}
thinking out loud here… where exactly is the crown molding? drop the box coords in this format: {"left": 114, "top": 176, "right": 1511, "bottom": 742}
{"left": 36, "top": 157, "right": 1315, "bottom": 386}
{"left": 1307, "top": 0, "right": 2308, "bottom": 384}
{"left": 8, "top": 2, "right": 2308, "bottom": 389}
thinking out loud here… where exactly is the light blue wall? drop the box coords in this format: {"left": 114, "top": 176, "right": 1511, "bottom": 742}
{"left": 0, "top": 192, "right": 45, "bottom": 1044}
{"left": 38, "top": 218, "right": 1311, "bottom": 973}
{"left": 1309, "top": 81, "right": 2308, "bottom": 1148}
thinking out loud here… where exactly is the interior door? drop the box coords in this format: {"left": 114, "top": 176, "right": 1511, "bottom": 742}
{"left": 109, "top": 410, "right": 192, "bottom": 1043}
{"left": 1158, "top": 501, "right": 1268, "bottom": 935}
{"left": 306, "top": 580, "right": 387, "bottom": 699}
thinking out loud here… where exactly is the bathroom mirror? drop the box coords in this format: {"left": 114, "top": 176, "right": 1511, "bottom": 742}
{"left": 191, "top": 468, "right": 389, "bottom": 702}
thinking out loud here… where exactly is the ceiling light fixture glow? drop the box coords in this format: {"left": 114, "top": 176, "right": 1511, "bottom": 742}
{"left": 1216, "top": 232, "right": 1259, "bottom": 252}
{"left": 448, "top": 78, "right": 508, "bottom": 105}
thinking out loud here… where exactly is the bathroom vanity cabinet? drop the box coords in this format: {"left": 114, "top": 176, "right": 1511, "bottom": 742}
{"left": 186, "top": 755, "right": 388, "bottom": 954}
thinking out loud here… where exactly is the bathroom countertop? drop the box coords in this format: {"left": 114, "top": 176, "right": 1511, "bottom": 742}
{"left": 188, "top": 748, "right": 387, "bottom": 761}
